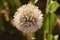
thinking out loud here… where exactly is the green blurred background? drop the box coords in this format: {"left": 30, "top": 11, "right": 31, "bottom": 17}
{"left": 0, "top": 0, "right": 60, "bottom": 40}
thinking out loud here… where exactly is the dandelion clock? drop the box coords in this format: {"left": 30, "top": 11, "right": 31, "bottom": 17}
{"left": 13, "top": 3, "right": 43, "bottom": 40}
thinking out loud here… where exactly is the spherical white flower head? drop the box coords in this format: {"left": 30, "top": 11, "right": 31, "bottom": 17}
{"left": 13, "top": 4, "right": 43, "bottom": 33}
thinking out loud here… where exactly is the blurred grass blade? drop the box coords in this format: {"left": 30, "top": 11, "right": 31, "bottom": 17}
{"left": 44, "top": 14, "right": 49, "bottom": 40}
{"left": 44, "top": 13, "right": 56, "bottom": 33}
{"left": 30, "top": 0, "right": 38, "bottom": 4}
{"left": 34, "top": 0, "right": 38, "bottom": 4}
{"left": 44, "top": 14, "right": 49, "bottom": 33}
{"left": 50, "top": 1, "right": 60, "bottom": 13}
{"left": 49, "top": 13, "right": 56, "bottom": 33}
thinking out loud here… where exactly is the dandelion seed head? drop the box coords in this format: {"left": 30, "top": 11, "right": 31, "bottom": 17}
{"left": 13, "top": 4, "right": 43, "bottom": 33}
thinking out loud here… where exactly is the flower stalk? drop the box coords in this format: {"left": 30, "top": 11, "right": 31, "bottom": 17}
{"left": 26, "top": 32, "right": 35, "bottom": 40}
{"left": 44, "top": 0, "right": 53, "bottom": 40}
{"left": 31, "top": 33, "right": 36, "bottom": 40}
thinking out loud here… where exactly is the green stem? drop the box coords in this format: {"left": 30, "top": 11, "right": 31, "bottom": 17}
{"left": 46, "top": 0, "right": 50, "bottom": 14}
{"left": 44, "top": 31, "right": 47, "bottom": 40}
{"left": 32, "top": 32, "right": 36, "bottom": 40}
{"left": 44, "top": 0, "right": 50, "bottom": 40}
{"left": 26, "top": 32, "right": 35, "bottom": 40}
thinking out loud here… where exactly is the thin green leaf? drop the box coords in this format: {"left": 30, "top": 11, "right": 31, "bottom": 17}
{"left": 31, "top": 0, "right": 38, "bottom": 4}
{"left": 49, "top": 13, "right": 56, "bottom": 32}
{"left": 50, "top": 1, "right": 60, "bottom": 13}
{"left": 44, "top": 14, "right": 49, "bottom": 33}
{"left": 34, "top": 0, "right": 38, "bottom": 4}
{"left": 44, "top": 13, "right": 56, "bottom": 33}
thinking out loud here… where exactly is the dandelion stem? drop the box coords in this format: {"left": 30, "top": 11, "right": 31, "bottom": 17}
{"left": 26, "top": 32, "right": 35, "bottom": 40}
{"left": 31, "top": 32, "right": 36, "bottom": 40}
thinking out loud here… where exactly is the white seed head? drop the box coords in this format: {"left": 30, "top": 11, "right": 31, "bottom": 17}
{"left": 13, "top": 4, "right": 43, "bottom": 33}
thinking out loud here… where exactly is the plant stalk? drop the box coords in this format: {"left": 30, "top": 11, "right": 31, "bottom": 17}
{"left": 26, "top": 32, "right": 36, "bottom": 40}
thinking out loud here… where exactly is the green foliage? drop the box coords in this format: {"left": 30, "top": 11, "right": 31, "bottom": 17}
{"left": 44, "top": 0, "right": 59, "bottom": 40}
{"left": 44, "top": 13, "right": 56, "bottom": 40}
{"left": 44, "top": 14, "right": 49, "bottom": 33}
{"left": 50, "top": 1, "right": 60, "bottom": 13}
{"left": 49, "top": 13, "right": 56, "bottom": 33}
{"left": 47, "top": 34, "right": 53, "bottom": 40}
{"left": 44, "top": 13, "right": 56, "bottom": 33}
